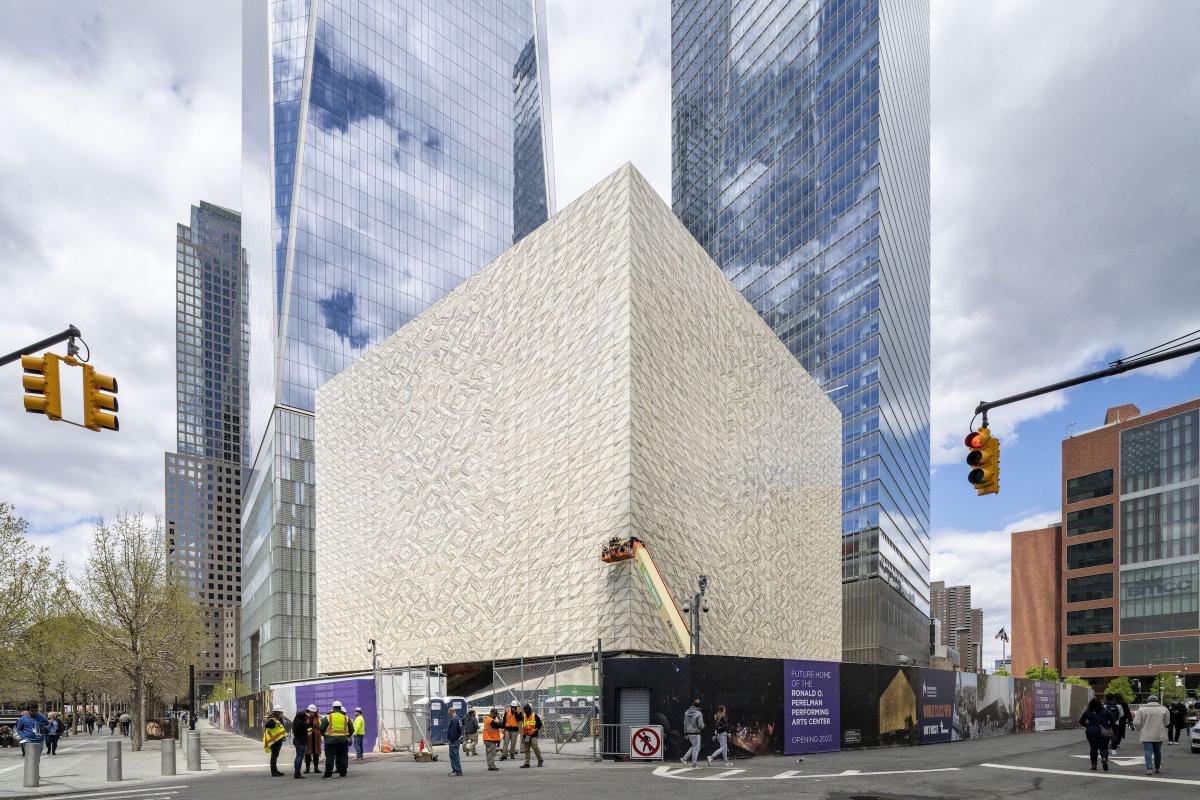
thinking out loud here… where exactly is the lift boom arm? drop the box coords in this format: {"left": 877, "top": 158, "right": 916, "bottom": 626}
{"left": 600, "top": 537, "right": 691, "bottom": 656}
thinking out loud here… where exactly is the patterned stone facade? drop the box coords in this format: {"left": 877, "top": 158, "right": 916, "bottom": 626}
{"left": 314, "top": 165, "right": 841, "bottom": 671}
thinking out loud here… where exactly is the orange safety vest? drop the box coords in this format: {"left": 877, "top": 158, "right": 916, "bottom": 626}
{"left": 263, "top": 719, "right": 287, "bottom": 751}
{"left": 521, "top": 712, "right": 539, "bottom": 737}
{"left": 325, "top": 711, "right": 350, "bottom": 737}
{"left": 483, "top": 716, "right": 502, "bottom": 742}
{"left": 504, "top": 708, "right": 520, "bottom": 728}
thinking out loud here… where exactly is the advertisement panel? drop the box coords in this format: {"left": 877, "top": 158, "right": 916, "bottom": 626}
{"left": 783, "top": 660, "right": 840, "bottom": 754}
{"left": 953, "top": 672, "right": 977, "bottom": 741}
{"left": 917, "top": 669, "right": 956, "bottom": 744}
{"left": 1033, "top": 681, "right": 1057, "bottom": 731}
{"left": 876, "top": 667, "right": 919, "bottom": 746}
{"left": 975, "top": 675, "right": 1013, "bottom": 737}
{"left": 1013, "top": 679, "right": 1035, "bottom": 732}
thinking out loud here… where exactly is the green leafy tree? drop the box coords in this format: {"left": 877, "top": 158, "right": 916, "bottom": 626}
{"left": 67, "top": 511, "right": 206, "bottom": 751}
{"left": 993, "top": 669, "right": 1011, "bottom": 676}
{"left": 1024, "top": 665, "right": 1060, "bottom": 682}
{"left": 1104, "top": 676, "right": 1135, "bottom": 703}
{"left": 1150, "top": 672, "right": 1187, "bottom": 703}
{"left": 1064, "top": 676, "right": 1089, "bottom": 688}
{"left": 0, "top": 502, "right": 52, "bottom": 643}
{"left": 208, "top": 675, "right": 252, "bottom": 702}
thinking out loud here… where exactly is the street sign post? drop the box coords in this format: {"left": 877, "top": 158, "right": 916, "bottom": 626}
{"left": 629, "top": 725, "right": 663, "bottom": 760}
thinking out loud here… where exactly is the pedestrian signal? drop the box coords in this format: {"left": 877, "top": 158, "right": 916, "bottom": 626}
{"left": 966, "top": 427, "right": 1000, "bottom": 495}
{"left": 21, "top": 353, "right": 63, "bottom": 420}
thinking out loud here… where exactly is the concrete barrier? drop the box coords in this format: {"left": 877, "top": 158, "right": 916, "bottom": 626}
{"left": 161, "top": 737, "right": 176, "bottom": 775}
{"left": 107, "top": 739, "right": 122, "bottom": 782}
{"left": 186, "top": 731, "right": 201, "bottom": 771}
{"left": 22, "top": 742, "right": 42, "bottom": 788}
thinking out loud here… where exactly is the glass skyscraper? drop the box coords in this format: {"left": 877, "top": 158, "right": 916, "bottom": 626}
{"left": 241, "top": 0, "right": 555, "bottom": 686}
{"left": 672, "top": 0, "right": 931, "bottom": 663}
{"left": 164, "top": 202, "right": 249, "bottom": 697}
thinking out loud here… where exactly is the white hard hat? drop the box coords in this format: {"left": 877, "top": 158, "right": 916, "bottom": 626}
{"left": 306, "top": 705, "right": 317, "bottom": 713}
{"left": 354, "top": 707, "right": 362, "bottom": 712}
{"left": 332, "top": 700, "right": 343, "bottom": 709}
{"left": 510, "top": 700, "right": 519, "bottom": 708}
{"left": 272, "top": 706, "right": 283, "bottom": 712}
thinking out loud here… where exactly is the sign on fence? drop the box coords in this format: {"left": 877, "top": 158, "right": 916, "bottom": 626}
{"left": 783, "top": 660, "right": 840, "bottom": 754}
{"left": 629, "top": 725, "right": 663, "bottom": 760}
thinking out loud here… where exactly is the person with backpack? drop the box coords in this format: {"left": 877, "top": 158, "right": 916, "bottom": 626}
{"left": 705, "top": 706, "right": 732, "bottom": 767}
{"left": 681, "top": 699, "right": 704, "bottom": 768}
{"left": 1103, "top": 694, "right": 1125, "bottom": 754}
{"left": 1078, "top": 697, "right": 1116, "bottom": 771}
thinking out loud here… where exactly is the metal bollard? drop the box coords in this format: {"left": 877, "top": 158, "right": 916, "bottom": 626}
{"left": 107, "top": 739, "right": 122, "bottom": 782}
{"left": 22, "top": 742, "right": 42, "bottom": 788}
{"left": 186, "top": 731, "right": 201, "bottom": 771}
{"left": 161, "top": 737, "right": 177, "bottom": 775}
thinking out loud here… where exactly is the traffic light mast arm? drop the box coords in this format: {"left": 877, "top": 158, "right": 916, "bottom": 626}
{"left": 973, "top": 338, "right": 1200, "bottom": 427}
{"left": 0, "top": 325, "right": 82, "bottom": 368}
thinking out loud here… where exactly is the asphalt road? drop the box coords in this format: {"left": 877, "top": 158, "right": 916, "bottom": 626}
{"left": 9, "top": 728, "right": 1200, "bottom": 799}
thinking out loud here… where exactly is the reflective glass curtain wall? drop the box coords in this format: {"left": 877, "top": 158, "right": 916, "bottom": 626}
{"left": 242, "top": 0, "right": 555, "bottom": 686}
{"left": 165, "top": 202, "right": 249, "bottom": 695}
{"left": 671, "top": 0, "right": 931, "bottom": 618}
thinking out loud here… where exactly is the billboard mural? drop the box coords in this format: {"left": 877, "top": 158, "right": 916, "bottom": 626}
{"left": 975, "top": 675, "right": 1013, "bottom": 737}
{"left": 877, "top": 667, "right": 919, "bottom": 746}
{"left": 783, "top": 660, "right": 840, "bottom": 754}
{"left": 952, "top": 672, "right": 976, "bottom": 741}
{"left": 1013, "top": 679, "right": 1035, "bottom": 733}
{"left": 917, "top": 668, "right": 956, "bottom": 744}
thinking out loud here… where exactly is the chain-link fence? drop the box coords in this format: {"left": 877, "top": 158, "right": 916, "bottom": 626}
{"left": 472, "top": 655, "right": 598, "bottom": 759}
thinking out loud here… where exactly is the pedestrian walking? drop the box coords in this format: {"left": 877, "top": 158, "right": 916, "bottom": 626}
{"left": 262, "top": 707, "right": 287, "bottom": 777}
{"left": 705, "top": 706, "right": 731, "bottom": 766}
{"left": 501, "top": 700, "right": 522, "bottom": 760}
{"left": 305, "top": 706, "right": 323, "bottom": 773}
{"left": 1078, "top": 697, "right": 1115, "bottom": 771}
{"left": 1103, "top": 694, "right": 1125, "bottom": 754}
{"left": 14, "top": 704, "right": 48, "bottom": 757}
{"left": 44, "top": 712, "right": 63, "bottom": 755}
{"left": 482, "top": 708, "right": 503, "bottom": 771}
{"left": 681, "top": 699, "right": 704, "bottom": 768}
{"left": 108, "top": 714, "right": 118, "bottom": 735}
{"left": 447, "top": 707, "right": 464, "bottom": 776}
{"left": 1168, "top": 699, "right": 1188, "bottom": 744}
{"left": 293, "top": 704, "right": 315, "bottom": 779}
{"left": 319, "top": 700, "right": 352, "bottom": 778}
{"left": 1133, "top": 695, "right": 1170, "bottom": 775}
{"left": 85, "top": 713, "right": 95, "bottom": 735}
{"left": 119, "top": 712, "right": 131, "bottom": 737}
{"left": 463, "top": 709, "right": 480, "bottom": 756}
{"left": 519, "top": 703, "right": 543, "bottom": 768}
{"left": 352, "top": 707, "right": 366, "bottom": 760}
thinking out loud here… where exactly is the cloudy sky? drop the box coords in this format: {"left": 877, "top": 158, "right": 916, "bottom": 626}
{"left": 1, "top": 1, "right": 1198, "bottom": 668}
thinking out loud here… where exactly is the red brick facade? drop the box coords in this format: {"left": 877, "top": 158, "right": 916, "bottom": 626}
{"left": 1011, "top": 524, "right": 1061, "bottom": 676}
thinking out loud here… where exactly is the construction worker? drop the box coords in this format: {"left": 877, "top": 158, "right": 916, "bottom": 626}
{"left": 352, "top": 706, "right": 366, "bottom": 760}
{"left": 482, "top": 708, "right": 503, "bottom": 771}
{"left": 519, "top": 702, "right": 543, "bottom": 768}
{"left": 320, "top": 700, "right": 352, "bottom": 778}
{"left": 262, "top": 707, "right": 288, "bottom": 777}
{"left": 463, "top": 708, "right": 479, "bottom": 756}
{"left": 501, "top": 700, "right": 522, "bottom": 760}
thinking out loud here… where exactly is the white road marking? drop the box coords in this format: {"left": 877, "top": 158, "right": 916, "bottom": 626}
{"left": 50, "top": 788, "right": 186, "bottom": 799}
{"left": 0, "top": 763, "right": 24, "bottom": 774}
{"left": 1069, "top": 754, "right": 1144, "bottom": 767}
{"left": 653, "top": 766, "right": 960, "bottom": 781}
{"left": 225, "top": 764, "right": 269, "bottom": 769}
{"left": 981, "top": 762, "right": 1200, "bottom": 786}
{"left": 697, "top": 769, "right": 745, "bottom": 780}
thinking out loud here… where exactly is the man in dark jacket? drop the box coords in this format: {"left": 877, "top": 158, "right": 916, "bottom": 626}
{"left": 320, "top": 700, "right": 352, "bottom": 778}
{"left": 292, "top": 705, "right": 315, "bottom": 779}
{"left": 501, "top": 701, "right": 522, "bottom": 761}
{"left": 1104, "top": 694, "right": 1125, "bottom": 754}
{"left": 446, "top": 708, "right": 464, "bottom": 776}
{"left": 519, "top": 703, "right": 543, "bottom": 768}
{"left": 462, "top": 709, "right": 480, "bottom": 756}
{"left": 1168, "top": 699, "right": 1189, "bottom": 744}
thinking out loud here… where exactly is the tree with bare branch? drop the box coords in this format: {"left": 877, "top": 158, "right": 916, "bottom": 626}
{"left": 67, "top": 511, "right": 205, "bottom": 751}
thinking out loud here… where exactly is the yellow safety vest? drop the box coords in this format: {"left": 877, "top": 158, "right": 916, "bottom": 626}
{"left": 263, "top": 720, "right": 286, "bottom": 751}
{"left": 353, "top": 714, "right": 365, "bottom": 735}
{"left": 325, "top": 711, "right": 350, "bottom": 737}
{"left": 521, "top": 712, "right": 539, "bottom": 736}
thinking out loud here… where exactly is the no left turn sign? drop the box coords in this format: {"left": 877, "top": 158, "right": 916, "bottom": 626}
{"left": 630, "top": 725, "right": 663, "bottom": 760}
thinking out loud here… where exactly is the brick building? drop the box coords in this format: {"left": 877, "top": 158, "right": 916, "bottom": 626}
{"left": 931, "top": 580, "right": 984, "bottom": 671}
{"left": 1012, "top": 398, "right": 1200, "bottom": 688}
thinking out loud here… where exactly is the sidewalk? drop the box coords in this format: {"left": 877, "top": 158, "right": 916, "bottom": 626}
{"left": 0, "top": 726, "right": 254, "bottom": 798}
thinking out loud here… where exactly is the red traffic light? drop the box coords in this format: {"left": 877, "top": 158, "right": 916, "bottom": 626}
{"left": 964, "top": 431, "right": 983, "bottom": 448}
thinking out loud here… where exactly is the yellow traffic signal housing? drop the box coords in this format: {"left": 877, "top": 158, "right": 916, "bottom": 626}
{"left": 965, "top": 426, "right": 1001, "bottom": 495}
{"left": 20, "top": 353, "right": 63, "bottom": 420}
{"left": 82, "top": 365, "right": 119, "bottom": 432}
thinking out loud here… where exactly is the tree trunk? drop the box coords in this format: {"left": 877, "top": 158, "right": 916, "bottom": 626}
{"left": 132, "top": 675, "right": 146, "bottom": 752}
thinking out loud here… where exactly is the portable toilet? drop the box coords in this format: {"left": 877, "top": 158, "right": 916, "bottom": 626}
{"left": 446, "top": 696, "right": 467, "bottom": 723}
{"left": 429, "top": 698, "right": 447, "bottom": 745}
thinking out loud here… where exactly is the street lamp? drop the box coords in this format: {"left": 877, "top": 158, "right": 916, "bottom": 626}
{"left": 680, "top": 575, "right": 709, "bottom": 655}
{"left": 1041, "top": 657, "right": 1049, "bottom": 681}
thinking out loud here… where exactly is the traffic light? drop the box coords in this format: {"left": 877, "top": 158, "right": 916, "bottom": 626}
{"left": 82, "top": 364, "right": 119, "bottom": 432}
{"left": 20, "top": 353, "right": 63, "bottom": 420}
{"left": 965, "top": 426, "right": 1000, "bottom": 495}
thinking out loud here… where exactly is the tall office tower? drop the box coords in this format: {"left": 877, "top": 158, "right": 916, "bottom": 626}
{"left": 164, "top": 202, "right": 249, "bottom": 698}
{"left": 930, "top": 581, "right": 983, "bottom": 671}
{"left": 241, "top": 0, "right": 555, "bottom": 686}
{"left": 671, "top": 0, "right": 931, "bottom": 663}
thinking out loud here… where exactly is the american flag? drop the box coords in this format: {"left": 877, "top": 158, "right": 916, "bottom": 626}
{"left": 995, "top": 627, "right": 1009, "bottom": 643}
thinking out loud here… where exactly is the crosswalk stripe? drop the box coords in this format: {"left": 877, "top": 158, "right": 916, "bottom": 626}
{"left": 698, "top": 769, "right": 745, "bottom": 780}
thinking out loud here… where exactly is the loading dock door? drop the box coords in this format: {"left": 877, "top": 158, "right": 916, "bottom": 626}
{"left": 618, "top": 688, "right": 650, "bottom": 755}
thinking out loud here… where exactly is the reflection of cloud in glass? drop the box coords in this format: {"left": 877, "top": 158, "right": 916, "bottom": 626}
{"left": 317, "top": 289, "right": 369, "bottom": 349}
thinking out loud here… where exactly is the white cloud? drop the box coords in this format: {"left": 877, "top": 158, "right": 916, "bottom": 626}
{"left": 931, "top": 510, "right": 1060, "bottom": 669}
{"left": 0, "top": 2, "right": 240, "bottom": 569}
